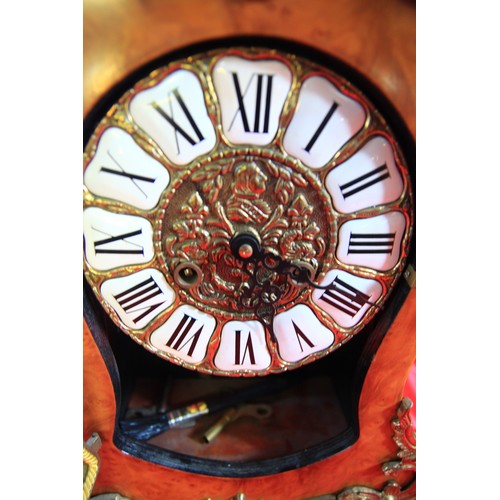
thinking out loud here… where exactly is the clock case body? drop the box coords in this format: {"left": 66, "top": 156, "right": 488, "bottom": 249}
{"left": 83, "top": 3, "right": 415, "bottom": 498}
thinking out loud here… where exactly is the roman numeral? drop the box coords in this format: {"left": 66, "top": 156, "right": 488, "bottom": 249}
{"left": 113, "top": 275, "right": 166, "bottom": 324}
{"left": 93, "top": 228, "right": 144, "bottom": 255}
{"left": 348, "top": 232, "right": 396, "bottom": 254}
{"left": 319, "top": 276, "right": 372, "bottom": 317}
{"left": 339, "top": 164, "right": 390, "bottom": 199}
{"left": 291, "top": 321, "right": 315, "bottom": 352}
{"left": 234, "top": 330, "right": 256, "bottom": 365}
{"left": 304, "top": 101, "right": 339, "bottom": 152}
{"left": 100, "top": 166, "right": 155, "bottom": 183}
{"left": 151, "top": 88, "right": 205, "bottom": 151}
{"left": 100, "top": 150, "right": 156, "bottom": 198}
{"left": 230, "top": 73, "right": 273, "bottom": 133}
{"left": 165, "top": 313, "right": 204, "bottom": 358}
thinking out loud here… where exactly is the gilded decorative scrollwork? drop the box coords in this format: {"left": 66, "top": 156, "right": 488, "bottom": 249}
{"left": 307, "top": 398, "right": 416, "bottom": 500}
{"left": 382, "top": 398, "right": 416, "bottom": 477}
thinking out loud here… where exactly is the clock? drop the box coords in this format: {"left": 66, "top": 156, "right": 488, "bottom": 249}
{"left": 83, "top": 39, "right": 413, "bottom": 378}
{"left": 83, "top": 34, "right": 415, "bottom": 497}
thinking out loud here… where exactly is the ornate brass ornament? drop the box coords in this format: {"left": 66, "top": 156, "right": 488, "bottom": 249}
{"left": 308, "top": 398, "right": 416, "bottom": 500}
{"left": 83, "top": 433, "right": 101, "bottom": 500}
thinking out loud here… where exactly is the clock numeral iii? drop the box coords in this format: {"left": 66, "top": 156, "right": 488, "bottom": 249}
{"left": 348, "top": 232, "right": 396, "bottom": 255}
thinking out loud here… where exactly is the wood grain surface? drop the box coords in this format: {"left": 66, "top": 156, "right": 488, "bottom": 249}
{"left": 83, "top": 1, "right": 415, "bottom": 498}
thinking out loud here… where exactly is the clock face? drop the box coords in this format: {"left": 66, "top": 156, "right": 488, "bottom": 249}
{"left": 83, "top": 41, "right": 413, "bottom": 377}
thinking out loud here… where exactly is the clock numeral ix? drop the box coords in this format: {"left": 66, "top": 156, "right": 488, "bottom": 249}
{"left": 93, "top": 228, "right": 144, "bottom": 255}
{"left": 100, "top": 150, "right": 156, "bottom": 198}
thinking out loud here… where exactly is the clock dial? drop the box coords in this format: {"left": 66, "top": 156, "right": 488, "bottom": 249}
{"left": 83, "top": 45, "right": 413, "bottom": 376}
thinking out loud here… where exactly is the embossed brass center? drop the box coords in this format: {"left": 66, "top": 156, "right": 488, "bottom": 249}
{"left": 159, "top": 153, "right": 336, "bottom": 316}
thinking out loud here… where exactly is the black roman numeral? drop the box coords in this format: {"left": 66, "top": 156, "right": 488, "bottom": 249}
{"left": 304, "top": 101, "right": 339, "bottom": 152}
{"left": 319, "top": 277, "right": 372, "bottom": 317}
{"left": 165, "top": 313, "right": 203, "bottom": 358}
{"left": 113, "top": 276, "right": 165, "bottom": 324}
{"left": 93, "top": 228, "right": 144, "bottom": 255}
{"left": 100, "top": 166, "right": 155, "bottom": 183}
{"left": 151, "top": 88, "right": 205, "bottom": 151}
{"left": 339, "top": 164, "right": 390, "bottom": 199}
{"left": 348, "top": 232, "right": 396, "bottom": 255}
{"left": 230, "top": 73, "right": 273, "bottom": 133}
{"left": 234, "top": 330, "right": 256, "bottom": 365}
{"left": 291, "top": 321, "right": 315, "bottom": 352}
{"left": 100, "top": 150, "right": 156, "bottom": 198}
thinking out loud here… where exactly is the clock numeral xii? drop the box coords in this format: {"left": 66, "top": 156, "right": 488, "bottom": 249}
{"left": 230, "top": 72, "right": 274, "bottom": 134}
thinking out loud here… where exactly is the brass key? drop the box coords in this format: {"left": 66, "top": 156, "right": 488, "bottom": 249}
{"left": 202, "top": 403, "right": 272, "bottom": 443}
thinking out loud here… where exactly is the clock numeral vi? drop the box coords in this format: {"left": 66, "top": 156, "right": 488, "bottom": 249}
{"left": 234, "top": 330, "right": 256, "bottom": 365}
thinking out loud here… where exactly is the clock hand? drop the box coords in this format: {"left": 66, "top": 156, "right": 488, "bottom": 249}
{"left": 261, "top": 251, "right": 381, "bottom": 309}
{"left": 230, "top": 233, "right": 380, "bottom": 328}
